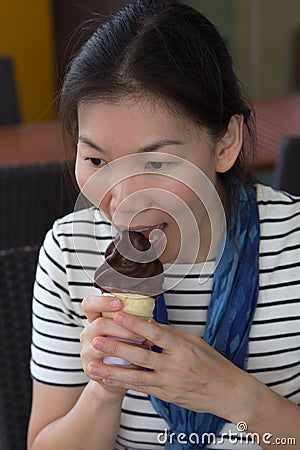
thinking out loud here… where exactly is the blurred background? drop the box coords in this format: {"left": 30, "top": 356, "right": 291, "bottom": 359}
{"left": 188, "top": 0, "right": 300, "bottom": 100}
{"left": 0, "top": 0, "right": 299, "bottom": 213}
{"left": 0, "top": 4, "right": 300, "bottom": 449}
{"left": 1, "top": 0, "right": 299, "bottom": 124}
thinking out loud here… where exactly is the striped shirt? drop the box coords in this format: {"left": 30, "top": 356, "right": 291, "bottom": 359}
{"left": 30, "top": 184, "right": 300, "bottom": 449}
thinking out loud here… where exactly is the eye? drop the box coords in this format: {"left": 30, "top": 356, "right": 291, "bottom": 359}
{"left": 145, "top": 161, "right": 169, "bottom": 170}
{"left": 85, "top": 157, "right": 105, "bottom": 167}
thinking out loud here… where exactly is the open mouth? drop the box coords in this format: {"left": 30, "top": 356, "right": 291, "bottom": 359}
{"left": 129, "top": 223, "right": 168, "bottom": 244}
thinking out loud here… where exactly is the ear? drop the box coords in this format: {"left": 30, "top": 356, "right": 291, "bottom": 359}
{"left": 215, "top": 114, "right": 243, "bottom": 173}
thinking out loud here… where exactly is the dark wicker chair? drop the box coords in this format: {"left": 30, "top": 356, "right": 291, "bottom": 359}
{"left": 0, "top": 161, "right": 78, "bottom": 449}
{"left": 0, "top": 161, "right": 78, "bottom": 250}
{"left": 273, "top": 136, "right": 300, "bottom": 196}
{"left": 0, "top": 246, "right": 39, "bottom": 450}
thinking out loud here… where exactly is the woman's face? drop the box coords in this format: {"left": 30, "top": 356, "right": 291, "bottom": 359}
{"left": 76, "top": 96, "right": 231, "bottom": 264}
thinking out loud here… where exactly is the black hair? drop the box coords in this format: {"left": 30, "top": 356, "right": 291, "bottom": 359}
{"left": 59, "top": 0, "right": 256, "bottom": 194}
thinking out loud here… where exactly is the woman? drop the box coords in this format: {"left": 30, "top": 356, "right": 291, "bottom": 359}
{"left": 27, "top": 1, "right": 299, "bottom": 449}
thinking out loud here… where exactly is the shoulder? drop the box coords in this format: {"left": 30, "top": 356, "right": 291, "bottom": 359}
{"left": 256, "top": 183, "right": 300, "bottom": 280}
{"left": 44, "top": 206, "right": 113, "bottom": 252}
{"left": 55, "top": 206, "right": 112, "bottom": 236}
{"left": 256, "top": 184, "right": 300, "bottom": 239}
{"left": 256, "top": 183, "right": 300, "bottom": 218}
{"left": 256, "top": 184, "right": 300, "bottom": 300}
{"left": 39, "top": 207, "right": 114, "bottom": 296}
{"left": 256, "top": 183, "right": 300, "bottom": 243}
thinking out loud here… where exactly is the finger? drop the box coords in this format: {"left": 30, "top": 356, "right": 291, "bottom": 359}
{"left": 152, "top": 321, "right": 227, "bottom": 361}
{"left": 151, "top": 319, "right": 202, "bottom": 346}
{"left": 142, "top": 321, "right": 169, "bottom": 347}
{"left": 114, "top": 312, "right": 180, "bottom": 352}
{"left": 101, "top": 378, "right": 163, "bottom": 398}
{"left": 88, "top": 358, "right": 158, "bottom": 386}
{"left": 92, "top": 335, "right": 162, "bottom": 370}
{"left": 82, "top": 295, "right": 123, "bottom": 322}
{"left": 87, "top": 360, "right": 166, "bottom": 399}
{"left": 81, "top": 344, "right": 105, "bottom": 368}
{"left": 90, "top": 317, "right": 146, "bottom": 343}
{"left": 80, "top": 339, "right": 106, "bottom": 378}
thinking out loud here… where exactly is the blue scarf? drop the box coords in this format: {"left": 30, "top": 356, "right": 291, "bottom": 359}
{"left": 150, "top": 183, "right": 260, "bottom": 449}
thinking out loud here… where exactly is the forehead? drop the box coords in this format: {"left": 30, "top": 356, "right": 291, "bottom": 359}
{"left": 77, "top": 95, "right": 204, "bottom": 140}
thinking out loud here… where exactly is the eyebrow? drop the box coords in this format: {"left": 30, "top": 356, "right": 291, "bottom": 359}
{"left": 78, "top": 135, "right": 185, "bottom": 154}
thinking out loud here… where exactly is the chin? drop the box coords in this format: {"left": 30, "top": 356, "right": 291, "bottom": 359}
{"left": 158, "top": 247, "right": 178, "bottom": 265}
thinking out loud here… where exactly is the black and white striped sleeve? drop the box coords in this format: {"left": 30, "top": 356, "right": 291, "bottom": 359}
{"left": 30, "top": 220, "right": 89, "bottom": 387}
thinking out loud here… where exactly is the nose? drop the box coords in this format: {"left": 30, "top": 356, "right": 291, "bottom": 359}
{"left": 109, "top": 176, "right": 152, "bottom": 223}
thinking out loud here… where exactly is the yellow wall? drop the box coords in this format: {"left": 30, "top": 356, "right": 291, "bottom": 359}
{"left": 0, "top": 0, "right": 56, "bottom": 123}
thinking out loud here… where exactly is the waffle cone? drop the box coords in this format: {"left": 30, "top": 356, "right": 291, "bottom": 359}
{"left": 102, "top": 292, "right": 155, "bottom": 321}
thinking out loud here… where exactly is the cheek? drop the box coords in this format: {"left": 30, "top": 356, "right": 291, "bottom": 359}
{"left": 155, "top": 182, "right": 208, "bottom": 244}
{"left": 155, "top": 181, "right": 202, "bottom": 214}
{"left": 75, "top": 160, "right": 107, "bottom": 208}
{"left": 75, "top": 173, "right": 86, "bottom": 193}
{"left": 75, "top": 158, "right": 86, "bottom": 191}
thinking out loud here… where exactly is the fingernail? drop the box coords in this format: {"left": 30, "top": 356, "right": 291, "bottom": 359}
{"left": 110, "top": 299, "right": 121, "bottom": 308}
{"left": 115, "top": 312, "right": 125, "bottom": 323}
{"left": 92, "top": 338, "right": 105, "bottom": 350}
{"left": 135, "top": 335, "right": 145, "bottom": 342}
{"left": 88, "top": 363, "right": 101, "bottom": 375}
{"left": 103, "top": 378, "right": 116, "bottom": 385}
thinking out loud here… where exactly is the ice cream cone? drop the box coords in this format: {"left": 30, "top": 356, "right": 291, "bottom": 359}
{"left": 102, "top": 292, "right": 155, "bottom": 321}
{"left": 94, "top": 230, "right": 164, "bottom": 367}
{"left": 101, "top": 292, "right": 155, "bottom": 366}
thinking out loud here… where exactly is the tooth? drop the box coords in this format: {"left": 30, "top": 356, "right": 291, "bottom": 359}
{"left": 149, "top": 229, "right": 162, "bottom": 244}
